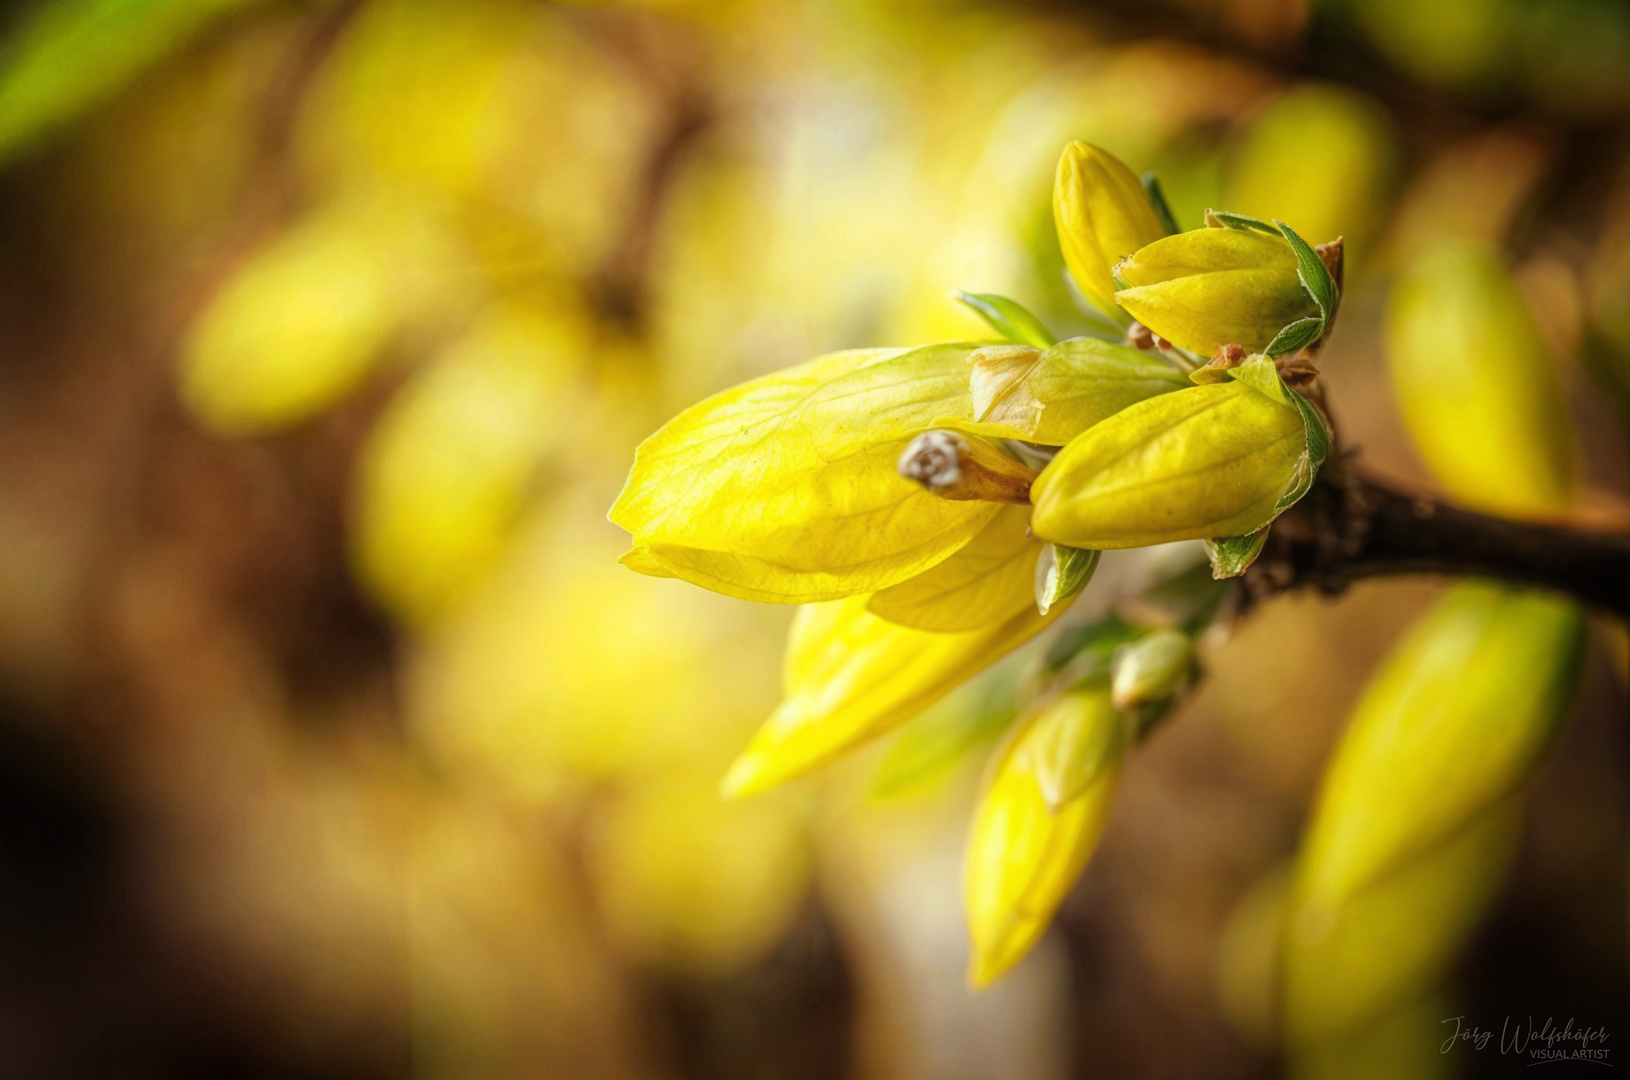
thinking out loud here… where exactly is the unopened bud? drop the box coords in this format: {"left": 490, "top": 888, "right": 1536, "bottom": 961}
{"left": 1110, "top": 628, "right": 1194, "bottom": 711}
{"left": 1054, "top": 142, "right": 1168, "bottom": 324}
{"left": 898, "top": 430, "right": 1038, "bottom": 503}
{"left": 1113, "top": 227, "right": 1319, "bottom": 355}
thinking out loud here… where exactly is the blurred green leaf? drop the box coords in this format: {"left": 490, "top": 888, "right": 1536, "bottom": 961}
{"left": 869, "top": 671, "right": 1016, "bottom": 803}
{"left": 0, "top": 0, "right": 258, "bottom": 165}
{"left": 1140, "top": 171, "right": 1180, "bottom": 235}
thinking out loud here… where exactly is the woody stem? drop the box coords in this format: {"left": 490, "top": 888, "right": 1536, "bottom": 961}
{"left": 1246, "top": 468, "right": 1630, "bottom": 622}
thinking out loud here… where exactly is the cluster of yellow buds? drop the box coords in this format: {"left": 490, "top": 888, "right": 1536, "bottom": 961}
{"left": 611, "top": 140, "right": 1342, "bottom": 985}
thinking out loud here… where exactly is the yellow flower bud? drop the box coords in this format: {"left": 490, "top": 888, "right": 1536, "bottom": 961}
{"left": 964, "top": 686, "right": 1124, "bottom": 987}
{"left": 611, "top": 343, "right": 1001, "bottom": 603}
{"left": 721, "top": 591, "right": 1070, "bottom": 798}
{"left": 1017, "top": 685, "right": 1128, "bottom": 810}
{"left": 1298, "top": 581, "right": 1583, "bottom": 909}
{"left": 1029, "top": 381, "right": 1307, "bottom": 549}
{"left": 1283, "top": 803, "right": 1521, "bottom": 1044}
{"left": 963, "top": 338, "right": 1190, "bottom": 446}
{"left": 1113, "top": 228, "right": 1319, "bottom": 354}
{"left": 1110, "top": 628, "right": 1194, "bottom": 711}
{"left": 1053, "top": 141, "right": 1168, "bottom": 324}
{"left": 1386, "top": 242, "right": 1578, "bottom": 519}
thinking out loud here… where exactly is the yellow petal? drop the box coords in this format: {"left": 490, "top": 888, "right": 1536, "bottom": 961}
{"left": 618, "top": 545, "right": 677, "bottom": 578}
{"left": 1053, "top": 141, "right": 1167, "bottom": 323}
{"left": 1386, "top": 242, "right": 1578, "bottom": 519}
{"left": 1297, "top": 581, "right": 1583, "bottom": 908}
{"left": 965, "top": 704, "right": 1123, "bottom": 987}
{"left": 969, "top": 338, "right": 1190, "bottom": 445}
{"left": 722, "top": 593, "right": 1069, "bottom": 797}
{"left": 1029, "top": 381, "right": 1305, "bottom": 548}
{"left": 611, "top": 344, "right": 998, "bottom": 602}
{"left": 865, "top": 504, "right": 1040, "bottom": 631}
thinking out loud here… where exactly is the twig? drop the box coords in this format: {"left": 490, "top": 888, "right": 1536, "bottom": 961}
{"left": 1244, "top": 468, "right": 1630, "bottom": 621}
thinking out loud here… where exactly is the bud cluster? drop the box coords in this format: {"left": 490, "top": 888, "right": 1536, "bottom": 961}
{"left": 611, "top": 139, "right": 1346, "bottom": 988}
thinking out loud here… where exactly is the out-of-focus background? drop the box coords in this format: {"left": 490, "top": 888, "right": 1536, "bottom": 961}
{"left": 0, "top": 0, "right": 1625, "bottom": 1077}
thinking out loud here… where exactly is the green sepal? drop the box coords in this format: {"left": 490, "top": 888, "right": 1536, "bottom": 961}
{"left": 1141, "top": 172, "right": 1180, "bottom": 235}
{"left": 1035, "top": 543, "right": 1100, "bottom": 615}
{"left": 952, "top": 290, "right": 1057, "bottom": 349}
{"left": 1205, "top": 528, "right": 1269, "bottom": 579}
{"left": 1265, "top": 316, "right": 1325, "bottom": 359}
{"left": 1273, "top": 219, "right": 1336, "bottom": 333}
{"left": 1280, "top": 381, "right": 1330, "bottom": 513}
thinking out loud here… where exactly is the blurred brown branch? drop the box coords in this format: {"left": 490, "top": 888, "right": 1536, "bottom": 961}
{"left": 1249, "top": 468, "right": 1630, "bottom": 621}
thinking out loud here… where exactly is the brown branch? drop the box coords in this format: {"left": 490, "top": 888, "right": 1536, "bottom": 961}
{"left": 1245, "top": 467, "right": 1630, "bottom": 621}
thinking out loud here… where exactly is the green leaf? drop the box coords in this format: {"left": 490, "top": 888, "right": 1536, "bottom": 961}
{"left": 869, "top": 671, "right": 1016, "bottom": 802}
{"left": 1207, "top": 209, "right": 1280, "bottom": 235}
{"left": 1274, "top": 219, "right": 1336, "bottom": 324}
{"left": 1140, "top": 171, "right": 1180, "bottom": 235}
{"left": 1205, "top": 528, "right": 1269, "bottom": 579}
{"left": 0, "top": 0, "right": 257, "bottom": 166}
{"left": 952, "top": 291, "right": 1057, "bottom": 349}
{"left": 1264, "top": 316, "right": 1325, "bottom": 359}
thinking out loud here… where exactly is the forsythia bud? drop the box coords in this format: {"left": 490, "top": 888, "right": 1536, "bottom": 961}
{"left": 1029, "top": 381, "right": 1307, "bottom": 548}
{"left": 1053, "top": 142, "right": 1168, "bottom": 324}
{"left": 1386, "top": 242, "right": 1578, "bottom": 519}
{"left": 1113, "top": 228, "right": 1319, "bottom": 355}
{"left": 1283, "top": 803, "right": 1521, "bottom": 1044}
{"left": 965, "top": 339, "right": 1189, "bottom": 446}
{"left": 721, "top": 591, "right": 1071, "bottom": 798}
{"left": 964, "top": 686, "right": 1124, "bottom": 987}
{"left": 1110, "top": 628, "right": 1194, "bottom": 711}
{"left": 1297, "top": 581, "right": 1583, "bottom": 908}
{"left": 1018, "top": 685, "right": 1129, "bottom": 809}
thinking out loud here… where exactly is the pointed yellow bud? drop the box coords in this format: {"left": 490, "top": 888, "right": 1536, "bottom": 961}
{"left": 1386, "top": 242, "right": 1578, "bottom": 519}
{"left": 1110, "top": 628, "right": 1194, "bottom": 711}
{"left": 866, "top": 505, "right": 1040, "bottom": 631}
{"left": 965, "top": 688, "right": 1124, "bottom": 988}
{"left": 610, "top": 344, "right": 1001, "bottom": 603}
{"left": 1029, "top": 381, "right": 1306, "bottom": 549}
{"left": 963, "top": 338, "right": 1190, "bottom": 446}
{"left": 1053, "top": 142, "right": 1168, "bottom": 324}
{"left": 722, "top": 592, "right": 1070, "bottom": 798}
{"left": 1113, "top": 228, "right": 1318, "bottom": 355}
{"left": 1298, "top": 581, "right": 1583, "bottom": 909}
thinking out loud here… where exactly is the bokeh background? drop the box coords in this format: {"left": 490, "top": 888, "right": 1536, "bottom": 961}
{"left": 0, "top": 0, "right": 1626, "bottom": 1077}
